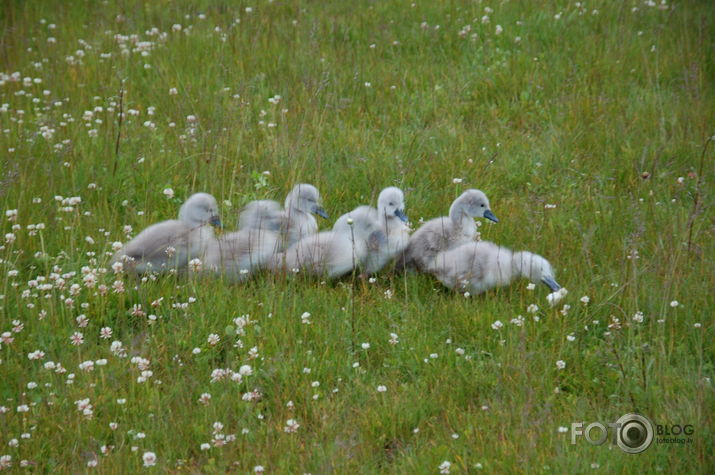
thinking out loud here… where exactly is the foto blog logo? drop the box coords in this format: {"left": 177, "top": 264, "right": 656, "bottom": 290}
{"left": 571, "top": 413, "right": 694, "bottom": 454}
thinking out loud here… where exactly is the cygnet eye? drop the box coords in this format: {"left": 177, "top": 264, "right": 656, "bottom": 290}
{"left": 480, "top": 204, "right": 485, "bottom": 207}
{"left": 389, "top": 202, "right": 394, "bottom": 206}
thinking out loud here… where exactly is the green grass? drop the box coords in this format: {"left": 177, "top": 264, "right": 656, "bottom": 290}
{"left": 1, "top": 0, "right": 713, "bottom": 472}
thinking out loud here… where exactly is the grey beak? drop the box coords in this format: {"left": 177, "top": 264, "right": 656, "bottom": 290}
{"left": 483, "top": 209, "right": 499, "bottom": 223}
{"left": 313, "top": 206, "right": 329, "bottom": 219}
{"left": 541, "top": 276, "right": 561, "bottom": 292}
{"left": 210, "top": 215, "right": 223, "bottom": 228}
{"left": 394, "top": 209, "right": 409, "bottom": 223}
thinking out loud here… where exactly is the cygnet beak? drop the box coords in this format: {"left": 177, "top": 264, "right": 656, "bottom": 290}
{"left": 394, "top": 209, "right": 409, "bottom": 223}
{"left": 483, "top": 209, "right": 499, "bottom": 223}
{"left": 313, "top": 206, "right": 329, "bottom": 219}
{"left": 541, "top": 276, "right": 561, "bottom": 292}
{"left": 209, "top": 215, "right": 223, "bottom": 228}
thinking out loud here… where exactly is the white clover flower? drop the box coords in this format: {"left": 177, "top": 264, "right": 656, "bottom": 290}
{"left": 376, "top": 385, "right": 387, "bottom": 393}
{"left": 163, "top": 188, "right": 174, "bottom": 199}
{"left": 547, "top": 288, "right": 568, "bottom": 307}
{"left": 284, "top": 419, "right": 299, "bottom": 433}
{"left": 142, "top": 451, "right": 157, "bottom": 467}
{"left": 491, "top": 320, "right": 503, "bottom": 330}
{"left": 556, "top": 360, "right": 566, "bottom": 370}
{"left": 669, "top": 300, "right": 679, "bottom": 308}
{"left": 439, "top": 461, "right": 451, "bottom": 474}
{"left": 189, "top": 258, "right": 202, "bottom": 272}
{"left": 580, "top": 295, "right": 590, "bottom": 304}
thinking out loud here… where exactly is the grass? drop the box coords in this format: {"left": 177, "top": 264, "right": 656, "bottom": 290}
{"left": 0, "top": 0, "right": 713, "bottom": 472}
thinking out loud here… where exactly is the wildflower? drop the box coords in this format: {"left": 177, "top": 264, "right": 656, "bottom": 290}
{"left": 455, "top": 348, "right": 465, "bottom": 356}
{"left": 207, "top": 334, "right": 220, "bottom": 346}
{"left": 27, "top": 350, "right": 44, "bottom": 360}
{"left": 527, "top": 304, "right": 539, "bottom": 314}
{"left": 491, "top": 320, "right": 503, "bottom": 330}
{"left": 547, "top": 288, "right": 568, "bottom": 306}
{"left": 495, "top": 24, "right": 503, "bottom": 35}
{"left": 110, "top": 341, "right": 127, "bottom": 357}
{"left": 198, "top": 393, "right": 212, "bottom": 405}
{"left": 633, "top": 311, "right": 644, "bottom": 323}
{"left": 580, "top": 296, "right": 590, "bottom": 304}
{"left": 70, "top": 332, "right": 84, "bottom": 346}
{"left": 361, "top": 342, "right": 370, "bottom": 350}
{"left": 99, "top": 327, "right": 112, "bottom": 339}
{"left": 376, "top": 385, "right": 387, "bottom": 393}
{"left": 388, "top": 333, "right": 399, "bottom": 345}
{"left": 669, "top": 300, "right": 679, "bottom": 308}
{"left": 189, "top": 258, "right": 202, "bottom": 272}
{"left": 526, "top": 283, "right": 536, "bottom": 290}
{"left": 439, "top": 461, "right": 451, "bottom": 474}
{"left": 0, "top": 455, "right": 11, "bottom": 470}
{"left": 284, "top": 419, "right": 300, "bottom": 433}
{"left": 301, "top": 312, "right": 311, "bottom": 324}
{"left": 163, "top": 188, "right": 174, "bottom": 199}
{"left": 558, "top": 426, "right": 568, "bottom": 433}
{"left": 142, "top": 452, "right": 157, "bottom": 467}
{"left": 556, "top": 360, "right": 566, "bottom": 370}
{"left": 79, "top": 360, "right": 95, "bottom": 372}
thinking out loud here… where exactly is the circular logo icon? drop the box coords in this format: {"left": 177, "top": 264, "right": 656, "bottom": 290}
{"left": 616, "top": 413, "right": 654, "bottom": 454}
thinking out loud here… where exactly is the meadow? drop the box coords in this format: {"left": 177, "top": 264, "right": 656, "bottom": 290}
{"left": 0, "top": 0, "right": 713, "bottom": 472}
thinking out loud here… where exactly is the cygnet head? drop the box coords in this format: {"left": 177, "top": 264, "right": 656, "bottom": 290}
{"left": 377, "top": 187, "right": 408, "bottom": 223}
{"left": 178, "top": 193, "right": 221, "bottom": 228}
{"left": 513, "top": 251, "right": 560, "bottom": 291}
{"left": 286, "top": 184, "right": 329, "bottom": 219}
{"left": 450, "top": 189, "right": 498, "bottom": 223}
